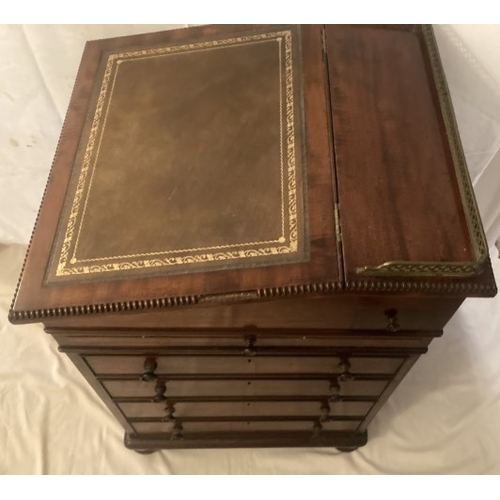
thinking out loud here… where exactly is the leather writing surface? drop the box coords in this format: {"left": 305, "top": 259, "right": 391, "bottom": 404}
{"left": 47, "top": 26, "right": 308, "bottom": 282}
{"left": 10, "top": 25, "right": 345, "bottom": 318}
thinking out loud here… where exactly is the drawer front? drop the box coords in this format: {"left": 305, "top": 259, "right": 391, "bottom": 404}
{"left": 56, "top": 332, "right": 434, "bottom": 350}
{"left": 102, "top": 379, "right": 388, "bottom": 398}
{"left": 85, "top": 355, "right": 405, "bottom": 376}
{"left": 131, "top": 420, "right": 361, "bottom": 434}
{"left": 118, "top": 401, "right": 373, "bottom": 419}
{"left": 48, "top": 295, "right": 459, "bottom": 331}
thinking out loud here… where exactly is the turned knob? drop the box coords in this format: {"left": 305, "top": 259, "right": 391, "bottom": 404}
{"left": 312, "top": 420, "right": 323, "bottom": 437}
{"left": 163, "top": 402, "right": 176, "bottom": 422}
{"left": 171, "top": 422, "right": 183, "bottom": 440}
{"left": 329, "top": 381, "right": 341, "bottom": 402}
{"left": 385, "top": 308, "right": 400, "bottom": 332}
{"left": 320, "top": 402, "right": 330, "bottom": 422}
{"left": 243, "top": 335, "right": 256, "bottom": 357}
{"left": 140, "top": 357, "right": 158, "bottom": 381}
{"left": 151, "top": 380, "right": 167, "bottom": 403}
{"left": 337, "top": 358, "right": 354, "bottom": 382}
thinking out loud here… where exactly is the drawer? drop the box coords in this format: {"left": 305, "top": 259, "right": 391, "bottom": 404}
{"left": 85, "top": 355, "right": 405, "bottom": 375}
{"left": 55, "top": 331, "right": 435, "bottom": 350}
{"left": 131, "top": 420, "right": 361, "bottom": 434}
{"left": 118, "top": 401, "right": 373, "bottom": 419}
{"left": 48, "top": 295, "right": 461, "bottom": 331}
{"left": 102, "top": 379, "right": 388, "bottom": 398}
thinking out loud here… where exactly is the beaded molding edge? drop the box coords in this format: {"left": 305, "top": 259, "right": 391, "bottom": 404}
{"left": 9, "top": 278, "right": 498, "bottom": 323}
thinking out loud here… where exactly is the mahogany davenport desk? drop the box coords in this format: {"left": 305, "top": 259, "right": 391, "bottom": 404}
{"left": 9, "top": 25, "right": 497, "bottom": 452}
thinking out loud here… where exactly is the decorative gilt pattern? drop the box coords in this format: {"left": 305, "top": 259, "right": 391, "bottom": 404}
{"left": 356, "top": 261, "right": 483, "bottom": 278}
{"left": 356, "top": 25, "right": 489, "bottom": 278}
{"left": 56, "top": 30, "right": 299, "bottom": 277}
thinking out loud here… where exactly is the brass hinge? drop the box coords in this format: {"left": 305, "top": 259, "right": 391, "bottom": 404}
{"left": 334, "top": 203, "right": 342, "bottom": 244}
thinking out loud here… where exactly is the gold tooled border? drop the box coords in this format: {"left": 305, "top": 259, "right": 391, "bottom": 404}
{"left": 55, "top": 29, "right": 300, "bottom": 277}
{"left": 356, "top": 24, "right": 489, "bottom": 278}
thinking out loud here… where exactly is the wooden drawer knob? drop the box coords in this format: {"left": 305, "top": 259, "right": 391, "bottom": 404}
{"left": 312, "top": 420, "right": 323, "bottom": 437}
{"left": 385, "top": 308, "right": 400, "bottom": 332}
{"left": 140, "top": 357, "right": 158, "bottom": 382}
{"left": 171, "top": 422, "right": 183, "bottom": 441}
{"left": 151, "top": 380, "right": 167, "bottom": 403}
{"left": 320, "top": 402, "right": 330, "bottom": 422}
{"left": 163, "top": 402, "right": 176, "bottom": 422}
{"left": 329, "top": 381, "right": 341, "bottom": 402}
{"left": 243, "top": 335, "right": 256, "bottom": 357}
{"left": 337, "top": 358, "right": 354, "bottom": 382}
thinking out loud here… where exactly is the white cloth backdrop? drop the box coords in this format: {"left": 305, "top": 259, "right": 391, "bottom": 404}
{"left": 1, "top": 25, "right": 499, "bottom": 474}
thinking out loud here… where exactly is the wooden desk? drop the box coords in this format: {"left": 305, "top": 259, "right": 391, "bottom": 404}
{"left": 9, "top": 24, "right": 496, "bottom": 452}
